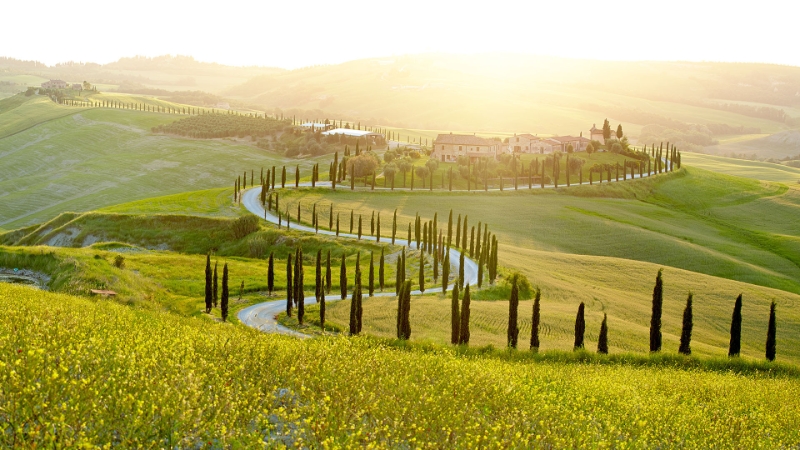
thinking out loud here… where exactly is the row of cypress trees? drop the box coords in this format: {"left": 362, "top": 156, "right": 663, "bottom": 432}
{"left": 204, "top": 254, "right": 229, "bottom": 322}
{"left": 648, "top": 270, "right": 778, "bottom": 361}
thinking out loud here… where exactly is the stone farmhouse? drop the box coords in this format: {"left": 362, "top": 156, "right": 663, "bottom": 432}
{"left": 431, "top": 133, "right": 501, "bottom": 162}
{"left": 589, "top": 124, "right": 606, "bottom": 144}
{"left": 41, "top": 80, "right": 68, "bottom": 89}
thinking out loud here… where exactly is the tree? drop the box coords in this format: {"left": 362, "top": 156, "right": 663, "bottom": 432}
{"left": 368, "top": 252, "right": 375, "bottom": 296}
{"left": 286, "top": 253, "right": 293, "bottom": 317}
{"left": 415, "top": 166, "right": 430, "bottom": 188}
{"left": 586, "top": 142, "right": 595, "bottom": 156}
{"left": 296, "top": 248, "right": 305, "bottom": 324}
{"left": 458, "top": 252, "right": 465, "bottom": 289}
{"left": 213, "top": 261, "right": 218, "bottom": 307}
{"left": 729, "top": 294, "right": 743, "bottom": 357}
{"left": 530, "top": 288, "right": 541, "bottom": 351}
{"left": 267, "top": 253, "right": 274, "bottom": 295}
{"left": 450, "top": 283, "right": 460, "bottom": 344}
{"left": 507, "top": 275, "right": 519, "bottom": 348}
{"left": 678, "top": 293, "right": 693, "bottom": 355}
{"left": 379, "top": 248, "right": 385, "bottom": 291}
{"left": 650, "top": 269, "right": 663, "bottom": 352}
{"left": 597, "top": 313, "right": 608, "bottom": 354}
{"left": 221, "top": 263, "right": 229, "bottom": 321}
{"left": 315, "top": 249, "right": 322, "bottom": 312}
{"left": 204, "top": 254, "right": 212, "bottom": 313}
{"left": 766, "top": 301, "right": 777, "bottom": 362}
{"left": 442, "top": 248, "right": 450, "bottom": 293}
{"left": 616, "top": 124, "right": 623, "bottom": 139}
{"left": 325, "top": 250, "right": 332, "bottom": 294}
{"left": 574, "top": 302, "right": 586, "bottom": 350}
{"left": 602, "top": 118, "right": 611, "bottom": 141}
{"left": 458, "top": 285, "right": 471, "bottom": 345}
{"left": 340, "top": 253, "right": 347, "bottom": 300}
{"left": 418, "top": 252, "right": 425, "bottom": 293}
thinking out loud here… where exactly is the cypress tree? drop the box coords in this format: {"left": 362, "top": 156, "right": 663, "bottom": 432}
{"left": 447, "top": 209, "right": 453, "bottom": 246}
{"left": 407, "top": 223, "right": 411, "bottom": 245}
{"left": 402, "top": 280, "right": 412, "bottom": 339}
{"left": 728, "top": 294, "right": 743, "bottom": 357}
{"left": 325, "top": 250, "right": 332, "bottom": 294}
{"left": 296, "top": 248, "right": 304, "bottom": 323}
{"left": 392, "top": 209, "right": 397, "bottom": 244}
{"left": 340, "top": 253, "right": 347, "bottom": 300}
{"left": 356, "top": 267, "right": 363, "bottom": 333}
{"left": 649, "top": 269, "right": 664, "bottom": 352}
{"left": 458, "top": 251, "right": 465, "bottom": 288}
{"left": 281, "top": 166, "right": 286, "bottom": 188}
{"left": 371, "top": 211, "right": 375, "bottom": 236}
{"left": 450, "top": 283, "right": 460, "bottom": 344}
{"left": 349, "top": 283, "right": 358, "bottom": 336}
{"left": 597, "top": 313, "right": 609, "bottom": 354}
{"left": 358, "top": 215, "right": 362, "bottom": 240}
{"left": 459, "top": 285, "right": 471, "bottom": 345}
{"left": 461, "top": 215, "right": 468, "bottom": 249}
{"left": 336, "top": 213, "right": 340, "bottom": 236}
{"left": 213, "top": 261, "right": 218, "bottom": 307}
{"left": 530, "top": 288, "right": 541, "bottom": 351}
{"left": 350, "top": 210, "right": 354, "bottom": 234}
{"left": 477, "top": 253, "right": 484, "bottom": 288}
{"left": 295, "top": 165, "right": 300, "bottom": 187}
{"left": 433, "top": 249, "right": 439, "bottom": 282}
{"left": 267, "top": 253, "right": 274, "bottom": 295}
{"left": 368, "top": 252, "right": 375, "bottom": 296}
{"left": 419, "top": 251, "right": 425, "bottom": 293}
{"left": 574, "top": 302, "right": 586, "bottom": 350}
{"left": 766, "top": 301, "right": 777, "bottom": 362}
{"left": 455, "top": 214, "right": 461, "bottom": 249}
{"left": 442, "top": 248, "right": 450, "bottom": 293}
{"left": 507, "top": 275, "right": 519, "bottom": 348}
{"left": 678, "top": 292, "right": 693, "bottom": 355}
{"left": 221, "top": 263, "right": 229, "bottom": 321}
{"left": 376, "top": 213, "right": 381, "bottom": 242}
{"left": 379, "top": 248, "right": 385, "bottom": 291}
{"left": 315, "top": 249, "right": 322, "bottom": 306}
{"left": 396, "top": 280, "right": 406, "bottom": 339}
{"left": 204, "top": 254, "right": 212, "bottom": 313}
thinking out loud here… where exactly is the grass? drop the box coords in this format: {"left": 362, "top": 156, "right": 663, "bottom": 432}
{"left": 272, "top": 166, "right": 800, "bottom": 295}
{"left": 98, "top": 187, "right": 242, "bottom": 217}
{"left": 2, "top": 282, "right": 800, "bottom": 447}
{"left": 0, "top": 96, "right": 307, "bottom": 229}
{"left": 681, "top": 152, "right": 800, "bottom": 183}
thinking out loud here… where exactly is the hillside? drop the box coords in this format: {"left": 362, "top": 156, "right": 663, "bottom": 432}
{"left": 2, "top": 283, "right": 799, "bottom": 446}
{"left": 0, "top": 95, "right": 306, "bottom": 229}
{"left": 222, "top": 54, "right": 800, "bottom": 152}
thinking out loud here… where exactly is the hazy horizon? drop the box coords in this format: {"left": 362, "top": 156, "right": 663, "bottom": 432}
{"left": 4, "top": 0, "right": 800, "bottom": 69}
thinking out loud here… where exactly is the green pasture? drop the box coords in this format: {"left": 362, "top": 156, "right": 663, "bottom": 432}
{"left": 681, "top": 152, "right": 800, "bottom": 183}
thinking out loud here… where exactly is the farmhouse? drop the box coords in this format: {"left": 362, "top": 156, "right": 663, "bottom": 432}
{"left": 322, "top": 128, "right": 385, "bottom": 144}
{"left": 41, "top": 80, "right": 67, "bottom": 89}
{"left": 550, "top": 135, "right": 592, "bottom": 152}
{"left": 72, "top": 83, "right": 82, "bottom": 90}
{"left": 432, "top": 133, "right": 501, "bottom": 162}
{"left": 508, "top": 133, "right": 540, "bottom": 153}
{"left": 590, "top": 124, "right": 605, "bottom": 143}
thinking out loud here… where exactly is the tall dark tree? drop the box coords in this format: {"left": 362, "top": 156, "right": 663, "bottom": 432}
{"left": 204, "top": 254, "right": 212, "bottom": 313}
{"left": 766, "top": 301, "right": 777, "bottom": 362}
{"left": 450, "top": 283, "right": 460, "bottom": 344}
{"left": 221, "top": 263, "right": 229, "bottom": 321}
{"left": 455, "top": 214, "right": 461, "bottom": 250}
{"left": 213, "top": 261, "right": 219, "bottom": 308}
{"left": 530, "top": 288, "right": 541, "bottom": 351}
{"left": 267, "top": 253, "right": 274, "bottom": 295}
{"left": 402, "top": 280, "right": 411, "bottom": 339}
{"left": 447, "top": 209, "right": 453, "bottom": 246}
{"left": 296, "top": 248, "right": 305, "bottom": 324}
{"left": 442, "top": 248, "right": 450, "bottom": 293}
{"left": 379, "top": 248, "right": 385, "bottom": 291}
{"left": 368, "top": 252, "right": 375, "bottom": 296}
{"left": 458, "top": 251, "right": 465, "bottom": 288}
{"left": 315, "top": 249, "right": 322, "bottom": 306}
{"left": 602, "top": 118, "right": 611, "bottom": 141}
{"left": 340, "top": 253, "right": 347, "bottom": 299}
{"left": 616, "top": 124, "right": 623, "bottom": 139}
{"left": 458, "top": 285, "right": 471, "bottom": 345}
{"left": 678, "top": 292, "right": 693, "bottom": 355}
{"left": 729, "top": 294, "right": 743, "bottom": 357}
{"left": 573, "top": 302, "right": 586, "bottom": 350}
{"left": 507, "top": 275, "right": 519, "bottom": 348}
{"left": 649, "top": 269, "right": 664, "bottom": 352}
{"left": 419, "top": 251, "right": 425, "bottom": 293}
{"left": 325, "top": 250, "right": 332, "bottom": 294}
{"left": 597, "top": 313, "right": 609, "bottom": 354}
{"left": 286, "top": 253, "right": 293, "bottom": 317}
{"left": 396, "top": 277, "right": 406, "bottom": 338}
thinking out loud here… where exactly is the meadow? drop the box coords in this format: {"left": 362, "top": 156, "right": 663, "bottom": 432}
{"left": 681, "top": 152, "right": 800, "bottom": 183}
{"left": 1, "top": 283, "right": 799, "bottom": 447}
{"left": 0, "top": 95, "right": 309, "bottom": 229}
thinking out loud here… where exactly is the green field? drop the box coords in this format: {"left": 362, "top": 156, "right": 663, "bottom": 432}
{"left": 0, "top": 96, "right": 308, "bottom": 229}
{"left": 682, "top": 152, "right": 800, "bottom": 183}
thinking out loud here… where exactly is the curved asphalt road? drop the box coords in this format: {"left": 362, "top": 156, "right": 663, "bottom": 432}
{"left": 237, "top": 185, "right": 478, "bottom": 337}
{"left": 237, "top": 162, "right": 666, "bottom": 336}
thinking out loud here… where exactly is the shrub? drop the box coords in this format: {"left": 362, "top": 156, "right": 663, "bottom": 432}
{"left": 113, "top": 255, "right": 125, "bottom": 269}
{"left": 231, "top": 215, "right": 259, "bottom": 239}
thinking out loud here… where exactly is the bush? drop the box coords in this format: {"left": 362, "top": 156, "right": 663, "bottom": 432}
{"left": 248, "top": 236, "right": 270, "bottom": 258}
{"left": 113, "top": 255, "right": 125, "bottom": 269}
{"left": 231, "top": 215, "right": 259, "bottom": 239}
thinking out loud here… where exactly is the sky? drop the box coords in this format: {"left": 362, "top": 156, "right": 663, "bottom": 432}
{"left": 2, "top": 0, "right": 798, "bottom": 68}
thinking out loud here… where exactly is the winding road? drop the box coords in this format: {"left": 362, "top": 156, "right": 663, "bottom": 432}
{"left": 237, "top": 162, "right": 666, "bottom": 336}
{"left": 237, "top": 185, "right": 478, "bottom": 337}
